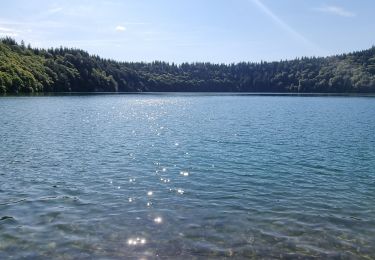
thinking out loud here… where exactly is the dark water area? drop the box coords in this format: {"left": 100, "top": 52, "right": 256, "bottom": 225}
{"left": 0, "top": 94, "right": 374, "bottom": 259}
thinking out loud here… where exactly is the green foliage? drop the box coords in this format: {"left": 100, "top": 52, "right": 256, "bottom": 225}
{"left": 0, "top": 38, "right": 374, "bottom": 93}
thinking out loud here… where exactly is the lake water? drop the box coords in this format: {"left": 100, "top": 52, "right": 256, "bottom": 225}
{"left": 0, "top": 94, "right": 374, "bottom": 259}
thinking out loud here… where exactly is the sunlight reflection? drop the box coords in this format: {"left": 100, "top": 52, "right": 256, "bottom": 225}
{"left": 160, "top": 177, "right": 170, "bottom": 183}
{"left": 154, "top": 217, "right": 162, "bottom": 224}
{"left": 127, "top": 237, "right": 146, "bottom": 246}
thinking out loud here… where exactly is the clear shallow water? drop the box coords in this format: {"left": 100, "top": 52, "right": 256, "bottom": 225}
{"left": 0, "top": 94, "right": 374, "bottom": 259}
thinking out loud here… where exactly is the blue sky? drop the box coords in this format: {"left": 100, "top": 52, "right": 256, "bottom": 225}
{"left": 0, "top": 0, "right": 374, "bottom": 63}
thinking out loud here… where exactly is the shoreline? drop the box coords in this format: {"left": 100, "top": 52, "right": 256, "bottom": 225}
{"left": 2, "top": 91, "right": 375, "bottom": 97}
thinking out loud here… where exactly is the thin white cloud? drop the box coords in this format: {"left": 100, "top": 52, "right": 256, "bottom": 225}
{"left": 250, "top": 0, "right": 319, "bottom": 51}
{"left": 0, "top": 32, "right": 18, "bottom": 37}
{"left": 115, "top": 25, "right": 126, "bottom": 32}
{"left": 315, "top": 5, "right": 355, "bottom": 17}
{"left": 124, "top": 22, "right": 149, "bottom": 25}
{"left": 47, "top": 7, "right": 63, "bottom": 14}
{"left": 0, "top": 26, "right": 19, "bottom": 37}
{"left": 42, "top": 5, "right": 94, "bottom": 17}
{"left": 0, "top": 27, "right": 13, "bottom": 32}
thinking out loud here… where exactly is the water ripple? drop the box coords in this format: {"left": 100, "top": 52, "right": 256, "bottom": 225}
{"left": 0, "top": 95, "right": 374, "bottom": 259}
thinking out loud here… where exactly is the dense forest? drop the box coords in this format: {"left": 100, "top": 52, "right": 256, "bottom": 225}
{"left": 0, "top": 37, "right": 375, "bottom": 93}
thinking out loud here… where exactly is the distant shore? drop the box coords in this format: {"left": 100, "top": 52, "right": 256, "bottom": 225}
{"left": 1, "top": 37, "right": 375, "bottom": 94}
{"left": 2, "top": 92, "right": 375, "bottom": 97}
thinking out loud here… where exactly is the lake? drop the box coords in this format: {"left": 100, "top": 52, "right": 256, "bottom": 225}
{"left": 0, "top": 94, "right": 374, "bottom": 259}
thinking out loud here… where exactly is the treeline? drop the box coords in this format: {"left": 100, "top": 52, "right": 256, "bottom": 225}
{"left": 0, "top": 37, "right": 375, "bottom": 93}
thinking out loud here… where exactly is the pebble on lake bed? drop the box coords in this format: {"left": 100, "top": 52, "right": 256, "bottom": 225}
{"left": 48, "top": 242, "right": 56, "bottom": 249}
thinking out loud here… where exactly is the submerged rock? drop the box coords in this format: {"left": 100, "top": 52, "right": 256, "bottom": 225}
{"left": 0, "top": 216, "right": 14, "bottom": 221}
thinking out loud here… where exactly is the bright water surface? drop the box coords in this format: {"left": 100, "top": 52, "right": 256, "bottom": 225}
{"left": 0, "top": 94, "right": 374, "bottom": 259}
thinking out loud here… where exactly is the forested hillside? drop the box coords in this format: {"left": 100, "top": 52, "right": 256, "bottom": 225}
{"left": 1, "top": 37, "right": 374, "bottom": 93}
